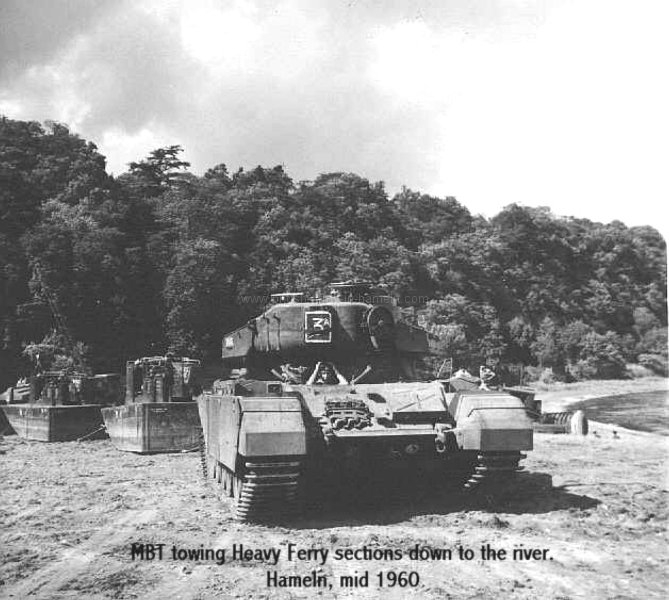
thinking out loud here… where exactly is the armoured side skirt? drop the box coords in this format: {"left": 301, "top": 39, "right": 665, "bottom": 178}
{"left": 197, "top": 394, "right": 307, "bottom": 472}
{"left": 102, "top": 402, "right": 201, "bottom": 453}
{"left": 456, "top": 428, "right": 533, "bottom": 451}
{"left": 238, "top": 411, "right": 307, "bottom": 457}
{"left": 1, "top": 404, "right": 107, "bottom": 442}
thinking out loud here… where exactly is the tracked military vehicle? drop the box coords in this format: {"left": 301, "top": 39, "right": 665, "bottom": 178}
{"left": 102, "top": 356, "right": 202, "bottom": 453}
{"left": 198, "top": 283, "right": 534, "bottom": 521}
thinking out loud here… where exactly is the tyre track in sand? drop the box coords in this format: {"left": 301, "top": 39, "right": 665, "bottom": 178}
{"left": 2, "top": 508, "right": 157, "bottom": 599}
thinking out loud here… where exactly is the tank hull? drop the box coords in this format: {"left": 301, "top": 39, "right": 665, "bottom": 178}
{"left": 197, "top": 380, "right": 534, "bottom": 521}
{"left": 102, "top": 402, "right": 201, "bottom": 453}
{"left": 1, "top": 404, "right": 107, "bottom": 442}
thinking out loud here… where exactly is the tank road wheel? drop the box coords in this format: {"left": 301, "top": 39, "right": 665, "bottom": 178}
{"left": 570, "top": 410, "right": 588, "bottom": 436}
{"left": 231, "top": 459, "right": 302, "bottom": 523}
{"left": 462, "top": 451, "right": 526, "bottom": 494}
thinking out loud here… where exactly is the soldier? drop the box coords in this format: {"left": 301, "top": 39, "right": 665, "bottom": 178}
{"left": 479, "top": 365, "right": 497, "bottom": 390}
{"left": 307, "top": 361, "right": 347, "bottom": 385}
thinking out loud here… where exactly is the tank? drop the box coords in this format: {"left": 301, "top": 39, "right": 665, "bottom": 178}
{"left": 197, "top": 283, "right": 535, "bottom": 521}
{"left": 1, "top": 371, "right": 121, "bottom": 442}
{"left": 101, "top": 356, "right": 202, "bottom": 453}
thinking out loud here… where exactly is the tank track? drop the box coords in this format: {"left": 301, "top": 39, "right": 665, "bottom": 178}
{"left": 199, "top": 430, "right": 208, "bottom": 479}
{"left": 532, "top": 410, "right": 588, "bottom": 435}
{"left": 232, "top": 459, "right": 302, "bottom": 522}
{"left": 540, "top": 411, "right": 573, "bottom": 426}
{"left": 463, "top": 451, "right": 526, "bottom": 493}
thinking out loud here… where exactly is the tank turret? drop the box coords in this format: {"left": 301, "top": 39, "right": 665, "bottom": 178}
{"left": 222, "top": 282, "right": 428, "bottom": 383}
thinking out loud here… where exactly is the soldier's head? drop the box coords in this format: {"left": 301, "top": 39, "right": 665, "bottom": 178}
{"left": 316, "top": 362, "right": 336, "bottom": 384}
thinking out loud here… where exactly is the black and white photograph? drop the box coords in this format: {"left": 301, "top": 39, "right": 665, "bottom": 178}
{"left": 1, "top": 1, "right": 667, "bottom": 598}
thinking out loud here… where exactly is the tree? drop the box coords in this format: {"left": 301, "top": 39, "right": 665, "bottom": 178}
{"left": 423, "top": 295, "right": 505, "bottom": 368}
{"left": 394, "top": 187, "right": 473, "bottom": 244}
{"left": 126, "top": 145, "right": 190, "bottom": 195}
{"left": 0, "top": 118, "right": 116, "bottom": 384}
{"left": 1, "top": 116, "right": 666, "bottom": 383}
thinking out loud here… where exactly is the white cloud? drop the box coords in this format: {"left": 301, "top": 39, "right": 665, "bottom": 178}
{"left": 370, "top": 21, "right": 450, "bottom": 103}
{"left": 179, "top": 0, "right": 261, "bottom": 69}
{"left": 99, "top": 126, "right": 192, "bottom": 175}
{"left": 0, "top": 34, "right": 93, "bottom": 130}
{"left": 0, "top": 0, "right": 666, "bottom": 237}
{"left": 0, "top": 97, "right": 23, "bottom": 118}
{"left": 418, "top": 0, "right": 669, "bottom": 236}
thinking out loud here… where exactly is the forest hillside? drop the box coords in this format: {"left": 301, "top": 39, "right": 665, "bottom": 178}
{"left": 1, "top": 117, "right": 666, "bottom": 387}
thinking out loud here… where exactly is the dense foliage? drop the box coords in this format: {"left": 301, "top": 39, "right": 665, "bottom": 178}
{"left": 1, "top": 117, "right": 666, "bottom": 387}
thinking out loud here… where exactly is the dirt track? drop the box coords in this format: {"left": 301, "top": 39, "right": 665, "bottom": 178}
{"left": 1, "top": 381, "right": 667, "bottom": 599}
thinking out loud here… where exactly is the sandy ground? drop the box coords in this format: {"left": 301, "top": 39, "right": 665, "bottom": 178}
{"left": 1, "top": 379, "right": 667, "bottom": 600}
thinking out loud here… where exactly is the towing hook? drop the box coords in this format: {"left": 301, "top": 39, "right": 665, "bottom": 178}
{"left": 434, "top": 430, "right": 448, "bottom": 454}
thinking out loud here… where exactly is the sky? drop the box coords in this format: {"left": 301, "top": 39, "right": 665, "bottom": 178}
{"left": 1, "top": 0, "right": 667, "bottom": 238}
